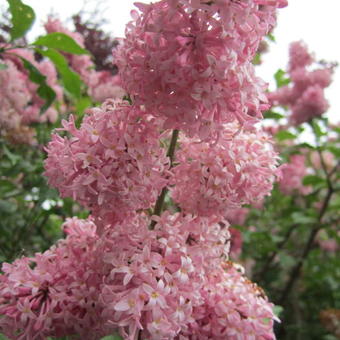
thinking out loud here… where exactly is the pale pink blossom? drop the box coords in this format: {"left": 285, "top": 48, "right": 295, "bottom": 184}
{"left": 269, "top": 41, "right": 334, "bottom": 125}
{"left": 44, "top": 100, "right": 169, "bottom": 226}
{"left": 115, "top": 0, "right": 286, "bottom": 139}
{"left": 171, "top": 124, "right": 280, "bottom": 218}
{"left": 279, "top": 154, "right": 311, "bottom": 195}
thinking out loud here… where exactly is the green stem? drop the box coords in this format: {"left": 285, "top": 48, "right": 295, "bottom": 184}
{"left": 149, "top": 129, "right": 179, "bottom": 230}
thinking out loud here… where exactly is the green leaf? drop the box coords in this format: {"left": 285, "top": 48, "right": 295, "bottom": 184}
{"left": 0, "top": 63, "right": 8, "bottom": 70}
{"left": 291, "top": 212, "right": 315, "bottom": 225}
{"left": 303, "top": 175, "right": 325, "bottom": 186}
{"left": 275, "top": 130, "right": 296, "bottom": 141}
{"left": 2, "top": 144, "right": 20, "bottom": 165}
{"left": 327, "top": 145, "right": 340, "bottom": 158}
{"left": 274, "top": 69, "right": 290, "bottom": 88}
{"left": 101, "top": 334, "right": 124, "bottom": 340}
{"left": 267, "top": 32, "right": 276, "bottom": 42}
{"left": 37, "top": 48, "right": 82, "bottom": 98}
{"left": 75, "top": 96, "right": 92, "bottom": 113}
{"left": 296, "top": 142, "right": 315, "bottom": 150}
{"left": 252, "top": 52, "right": 261, "bottom": 65}
{"left": 7, "top": 0, "right": 35, "bottom": 41}
{"left": 19, "top": 56, "right": 56, "bottom": 112}
{"left": 264, "top": 110, "right": 284, "bottom": 120}
{"left": 33, "top": 33, "right": 89, "bottom": 55}
{"left": 273, "top": 305, "right": 284, "bottom": 317}
{"left": 311, "top": 120, "right": 326, "bottom": 138}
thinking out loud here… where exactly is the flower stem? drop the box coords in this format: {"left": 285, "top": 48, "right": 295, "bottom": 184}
{"left": 149, "top": 129, "right": 179, "bottom": 230}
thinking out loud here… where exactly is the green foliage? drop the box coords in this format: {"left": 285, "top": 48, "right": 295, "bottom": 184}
{"left": 18, "top": 56, "right": 56, "bottom": 113}
{"left": 33, "top": 33, "right": 90, "bottom": 55}
{"left": 303, "top": 175, "right": 326, "bottom": 186}
{"left": 37, "top": 48, "right": 83, "bottom": 98}
{"left": 101, "top": 334, "right": 124, "bottom": 340}
{"left": 274, "top": 69, "right": 290, "bottom": 88}
{"left": 311, "top": 119, "right": 327, "bottom": 138}
{"left": 275, "top": 130, "right": 297, "bottom": 141}
{"left": 7, "top": 0, "right": 35, "bottom": 41}
{"left": 264, "top": 110, "right": 284, "bottom": 120}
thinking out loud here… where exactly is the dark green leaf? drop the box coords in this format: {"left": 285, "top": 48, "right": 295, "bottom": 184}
{"left": 37, "top": 85, "right": 57, "bottom": 112}
{"left": 274, "top": 69, "right": 290, "bottom": 88}
{"left": 303, "top": 175, "right": 325, "bottom": 186}
{"left": 33, "top": 33, "right": 89, "bottom": 55}
{"left": 19, "top": 56, "right": 56, "bottom": 113}
{"left": 275, "top": 130, "right": 296, "bottom": 141}
{"left": 7, "top": 0, "right": 35, "bottom": 41}
{"left": 37, "top": 48, "right": 82, "bottom": 98}
{"left": 0, "top": 63, "right": 8, "bottom": 70}
{"left": 264, "top": 110, "right": 284, "bottom": 120}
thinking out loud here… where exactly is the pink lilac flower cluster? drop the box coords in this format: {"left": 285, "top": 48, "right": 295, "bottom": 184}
{"left": 178, "top": 261, "right": 278, "bottom": 339}
{"left": 269, "top": 41, "right": 333, "bottom": 125}
{"left": 0, "top": 218, "right": 108, "bottom": 340}
{"left": 0, "top": 48, "right": 63, "bottom": 144}
{"left": 45, "top": 17, "right": 126, "bottom": 102}
{"left": 1, "top": 0, "right": 287, "bottom": 338}
{"left": 44, "top": 99, "right": 169, "bottom": 227}
{"left": 171, "top": 124, "right": 280, "bottom": 217}
{"left": 0, "top": 215, "right": 277, "bottom": 340}
{"left": 279, "top": 154, "right": 311, "bottom": 195}
{"left": 115, "top": 0, "right": 286, "bottom": 140}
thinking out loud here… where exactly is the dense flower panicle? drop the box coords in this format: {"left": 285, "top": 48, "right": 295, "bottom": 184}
{"left": 279, "top": 154, "right": 311, "bottom": 195}
{"left": 44, "top": 100, "right": 169, "bottom": 224}
{"left": 269, "top": 41, "right": 333, "bottom": 125}
{"left": 99, "top": 213, "right": 230, "bottom": 340}
{"left": 171, "top": 124, "right": 280, "bottom": 218}
{"left": 290, "top": 85, "right": 329, "bottom": 125}
{"left": 1, "top": 214, "right": 277, "bottom": 340}
{"left": 170, "top": 0, "right": 287, "bottom": 57}
{"left": 288, "top": 40, "right": 314, "bottom": 72}
{"left": 178, "top": 262, "right": 278, "bottom": 340}
{"left": 0, "top": 51, "right": 63, "bottom": 144}
{"left": 0, "top": 60, "right": 31, "bottom": 131}
{"left": 0, "top": 218, "right": 108, "bottom": 340}
{"left": 1, "top": 1, "right": 287, "bottom": 338}
{"left": 114, "top": 0, "right": 286, "bottom": 139}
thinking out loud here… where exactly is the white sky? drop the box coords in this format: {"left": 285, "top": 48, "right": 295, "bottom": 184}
{"left": 24, "top": 0, "right": 340, "bottom": 123}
